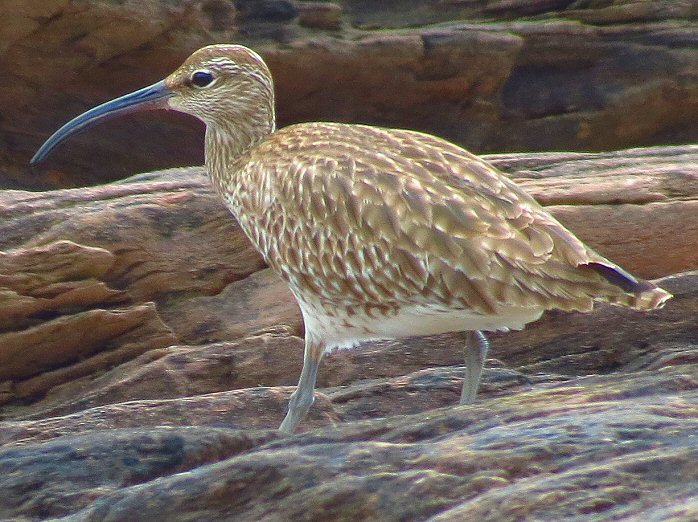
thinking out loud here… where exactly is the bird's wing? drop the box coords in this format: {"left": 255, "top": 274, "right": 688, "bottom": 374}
{"left": 244, "top": 123, "right": 665, "bottom": 313}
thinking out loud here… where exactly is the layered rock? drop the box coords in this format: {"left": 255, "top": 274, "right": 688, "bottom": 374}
{"left": 1, "top": 357, "right": 696, "bottom": 521}
{"left": 2, "top": 0, "right": 697, "bottom": 187}
{"left": 0, "top": 146, "right": 696, "bottom": 519}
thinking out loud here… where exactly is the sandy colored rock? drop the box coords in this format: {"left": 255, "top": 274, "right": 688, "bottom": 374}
{"left": 490, "top": 146, "right": 698, "bottom": 279}
{"left": 0, "top": 388, "right": 335, "bottom": 450}
{"left": 0, "top": 427, "right": 282, "bottom": 520}
{"left": 4, "top": 263, "right": 694, "bottom": 441}
{"left": 0, "top": 302, "right": 178, "bottom": 416}
{"left": 0, "top": 240, "right": 122, "bottom": 332}
{"left": 0, "top": 145, "right": 696, "bottom": 519}
{"left": 0, "top": 169, "right": 266, "bottom": 301}
{"left": 8, "top": 334, "right": 304, "bottom": 419}
{"left": 0, "top": 2, "right": 695, "bottom": 518}
{"left": 2, "top": 1, "right": 696, "bottom": 187}
{"left": 12, "top": 266, "right": 693, "bottom": 423}
{"left": 1, "top": 146, "right": 697, "bottom": 421}
{"left": 297, "top": 1, "right": 342, "bottom": 30}
{"left": 0, "top": 236, "right": 179, "bottom": 415}
{"left": 163, "top": 267, "right": 302, "bottom": 343}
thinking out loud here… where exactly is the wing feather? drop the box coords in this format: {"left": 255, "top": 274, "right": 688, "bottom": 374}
{"left": 236, "top": 122, "right": 669, "bottom": 313}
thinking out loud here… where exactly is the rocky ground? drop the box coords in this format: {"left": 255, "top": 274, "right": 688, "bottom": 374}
{"left": 1, "top": 0, "right": 697, "bottom": 520}
{"left": 1, "top": 0, "right": 697, "bottom": 187}
{"left": 1, "top": 146, "right": 697, "bottom": 520}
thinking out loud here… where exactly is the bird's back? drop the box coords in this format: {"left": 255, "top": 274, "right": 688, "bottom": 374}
{"left": 221, "top": 121, "right": 669, "bottom": 334}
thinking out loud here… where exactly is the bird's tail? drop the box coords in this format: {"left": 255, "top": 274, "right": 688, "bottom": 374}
{"left": 584, "top": 262, "right": 672, "bottom": 311}
{"left": 604, "top": 284, "right": 672, "bottom": 311}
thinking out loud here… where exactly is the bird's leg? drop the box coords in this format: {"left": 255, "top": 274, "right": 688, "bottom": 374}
{"left": 279, "top": 338, "right": 325, "bottom": 433}
{"left": 460, "top": 330, "right": 489, "bottom": 404}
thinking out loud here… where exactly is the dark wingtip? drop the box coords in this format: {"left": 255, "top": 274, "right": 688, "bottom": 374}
{"left": 585, "top": 262, "right": 655, "bottom": 293}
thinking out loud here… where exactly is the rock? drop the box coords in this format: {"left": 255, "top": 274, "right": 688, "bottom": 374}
{"left": 0, "top": 427, "right": 282, "bottom": 520}
{"left": 235, "top": 0, "right": 298, "bottom": 22}
{"left": 297, "top": 2, "right": 342, "bottom": 30}
{"left": 0, "top": 145, "right": 697, "bottom": 519}
{"left": 0, "top": 169, "right": 266, "bottom": 418}
{"left": 0, "top": 303, "right": 176, "bottom": 409}
{"left": 1, "top": 145, "right": 697, "bottom": 420}
{"left": 0, "top": 239, "right": 178, "bottom": 415}
{"left": 0, "top": 168, "right": 266, "bottom": 301}
{"left": 12, "top": 335, "right": 306, "bottom": 420}
{"left": 13, "top": 265, "right": 696, "bottom": 424}
{"left": 0, "top": 240, "right": 122, "bottom": 333}
{"left": 1, "top": 367, "right": 696, "bottom": 520}
{"left": 3, "top": 0, "right": 697, "bottom": 187}
{"left": 0, "top": 389, "right": 334, "bottom": 449}
{"left": 489, "top": 146, "right": 698, "bottom": 279}
{"left": 162, "top": 267, "right": 302, "bottom": 344}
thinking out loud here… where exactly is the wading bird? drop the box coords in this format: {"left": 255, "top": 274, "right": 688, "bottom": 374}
{"left": 32, "top": 45, "right": 671, "bottom": 432}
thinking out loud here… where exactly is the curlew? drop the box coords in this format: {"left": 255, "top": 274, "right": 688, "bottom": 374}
{"left": 32, "top": 45, "right": 671, "bottom": 433}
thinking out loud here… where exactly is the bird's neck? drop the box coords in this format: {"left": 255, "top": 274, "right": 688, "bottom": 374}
{"left": 204, "top": 105, "right": 275, "bottom": 195}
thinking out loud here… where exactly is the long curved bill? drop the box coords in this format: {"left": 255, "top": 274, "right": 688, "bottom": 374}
{"left": 31, "top": 80, "right": 173, "bottom": 165}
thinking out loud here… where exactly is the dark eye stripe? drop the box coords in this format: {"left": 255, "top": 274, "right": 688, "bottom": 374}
{"left": 191, "top": 70, "right": 214, "bottom": 87}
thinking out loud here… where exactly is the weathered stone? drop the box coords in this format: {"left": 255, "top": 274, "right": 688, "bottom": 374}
{"left": 0, "top": 146, "right": 696, "bottom": 519}
{"left": 162, "top": 267, "right": 302, "bottom": 344}
{"left": 297, "top": 1, "right": 342, "bottom": 30}
{"left": 0, "top": 237, "right": 179, "bottom": 416}
{"left": 235, "top": 0, "right": 298, "bottom": 23}
{"left": 9, "top": 335, "right": 304, "bottom": 419}
{"left": 0, "top": 389, "right": 334, "bottom": 449}
{"left": 0, "top": 427, "right": 282, "bottom": 520}
{"left": 7, "top": 266, "right": 697, "bottom": 436}
{"left": 0, "top": 169, "right": 266, "bottom": 301}
{"left": 3, "top": 1, "right": 697, "bottom": 187}
{"left": 490, "top": 146, "right": 698, "bottom": 279}
{"left": 1, "top": 146, "right": 696, "bottom": 421}
{"left": 0, "top": 302, "right": 178, "bottom": 416}
{"left": 1, "top": 366, "right": 695, "bottom": 520}
{"left": 0, "top": 240, "right": 122, "bottom": 332}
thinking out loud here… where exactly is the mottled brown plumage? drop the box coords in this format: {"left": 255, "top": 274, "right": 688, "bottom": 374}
{"left": 32, "top": 45, "right": 671, "bottom": 433}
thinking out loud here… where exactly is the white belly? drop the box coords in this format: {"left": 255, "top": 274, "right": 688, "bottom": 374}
{"left": 296, "top": 299, "right": 544, "bottom": 352}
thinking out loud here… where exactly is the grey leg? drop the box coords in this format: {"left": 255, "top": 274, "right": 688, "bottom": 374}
{"left": 279, "top": 338, "right": 325, "bottom": 433}
{"left": 460, "top": 330, "right": 489, "bottom": 405}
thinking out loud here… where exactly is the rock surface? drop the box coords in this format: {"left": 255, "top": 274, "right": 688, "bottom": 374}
{"left": 2, "top": 0, "right": 697, "bottom": 187}
{"left": 0, "top": 145, "right": 697, "bottom": 520}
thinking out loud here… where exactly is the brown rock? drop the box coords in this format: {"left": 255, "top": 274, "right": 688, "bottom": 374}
{"left": 3, "top": 1, "right": 697, "bottom": 187}
{"left": 0, "top": 427, "right": 282, "bottom": 519}
{"left": 297, "top": 1, "right": 343, "bottom": 30}
{"left": 0, "top": 302, "right": 178, "bottom": 416}
{"left": 163, "top": 267, "right": 302, "bottom": 344}
{"left": 490, "top": 146, "right": 698, "bottom": 279}
{"left": 7, "top": 264, "right": 696, "bottom": 433}
{"left": 0, "top": 389, "right": 334, "bottom": 449}
{"left": 0, "top": 237, "right": 179, "bottom": 415}
{"left": 0, "top": 145, "right": 697, "bottom": 520}
{"left": 1, "top": 146, "right": 697, "bottom": 420}
{"left": 0, "top": 365, "right": 695, "bottom": 520}
{"left": 0, "top": 240, "right": 122, "bottom": 332}
{"left": 0, "top": 169, "right": 266, "bottom": 301}
{"left": 12, "top": 334, "right": 305, "bottom": 419}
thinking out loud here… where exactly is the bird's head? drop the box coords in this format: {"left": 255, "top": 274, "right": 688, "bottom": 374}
{"left": 166, "top": 45, "right": 275, "bottom": 127}
{"left": 31, "top": 44, "right": 275, "bottom": 165}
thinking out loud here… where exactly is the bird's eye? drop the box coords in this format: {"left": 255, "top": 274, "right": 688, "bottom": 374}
{"left": 191, "top": 70, "right": 215, "bottom": 88}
